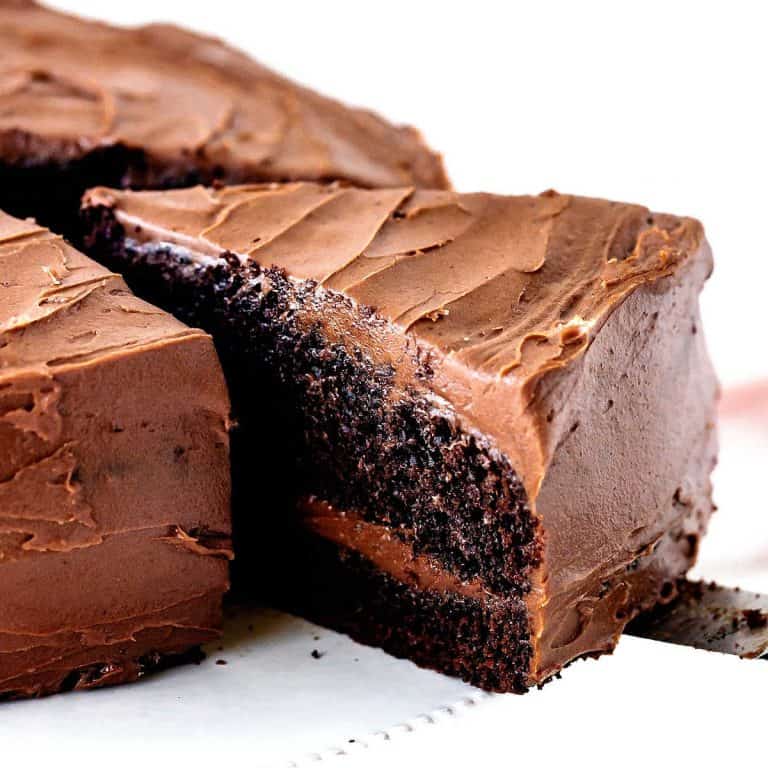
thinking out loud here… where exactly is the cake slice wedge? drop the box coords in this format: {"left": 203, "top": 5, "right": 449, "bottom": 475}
{"left": 83, "top": 183, "right": 718, "bottom": 692}
{"left": 0, "top": 209, "right": 231, "bottom": 699}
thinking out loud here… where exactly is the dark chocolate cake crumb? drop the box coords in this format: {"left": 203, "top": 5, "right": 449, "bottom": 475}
{"left": 82, "top": 218, "right": 540, "bottom": 597}
{"left": 83, "top": 228, "right": 538, "bottom": 689}
{"left": 743, "top": 609, "right": 768, "bottom": 630}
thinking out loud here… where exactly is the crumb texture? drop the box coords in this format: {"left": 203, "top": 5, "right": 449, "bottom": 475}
{"left": 82, "top": 216, "right": 543, "bottom": 691}
{"left": 85, "top": 229, "right": 541, "bottom": 597}
{"left": 282, "top": 533, "right": 534, "bottom": 693}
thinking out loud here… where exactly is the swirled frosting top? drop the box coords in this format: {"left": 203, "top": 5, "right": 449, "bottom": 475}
{"left": 0, "top": 210, "right": 204, "bottom": 373}
{"left": 0, "top": 1, "right": 447, "bottom": 188}
{"left": 0, "top": 206, "right": 228, "bottom": 559}
{"left": 85, "top": 182, "right": 706, "bottom": 385}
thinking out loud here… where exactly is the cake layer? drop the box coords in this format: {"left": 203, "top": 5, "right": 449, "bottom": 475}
{"left": 0, "top": 1, "right": 447, "bottom": 235}
{"left": 0, "top": 210, "right": 232, "bottom": 698}
{"left": 82, "top": 183, "right": 718, "bottom": 691}
{"left": 286, "top": 500, "right": 534, "bottom": 693}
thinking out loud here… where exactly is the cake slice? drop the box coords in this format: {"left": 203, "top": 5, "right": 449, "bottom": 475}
{"left": 0, "top": 1, "right": 447, "bottom": 236}
{"left": 83, "top": 183, "right": 718, "bottom": 692}
{"left": 0, "top": 209, "right": 231, "bottom": 699}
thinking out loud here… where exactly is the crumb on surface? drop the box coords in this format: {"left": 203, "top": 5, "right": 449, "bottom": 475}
{"left": 743, "top": 609, "right": 768, "bottom": 630}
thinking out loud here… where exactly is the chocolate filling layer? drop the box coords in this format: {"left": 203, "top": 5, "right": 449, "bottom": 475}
{"left": 281, "top": 525, "right": 533, "bottom": 693}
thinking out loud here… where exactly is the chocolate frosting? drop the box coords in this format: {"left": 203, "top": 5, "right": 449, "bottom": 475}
{"left": 300, "top": 498, "right": 487, "bottom": 601}
{"left": 0, "top": 1, "right": 447, "bottom": 190}
{"left": 0, "top": 209, "right": 232, "bottom": 697}
{"left": 86, "top": 182, "right": 718, "bottom": 684}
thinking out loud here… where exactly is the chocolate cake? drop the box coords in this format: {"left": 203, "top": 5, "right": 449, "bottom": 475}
{"left": 82, "top": 183, "right": 718, "bottom": 693}
{"left": 0, "top": 1, "right": 447, "bottom": 238}
{"left": 0, "top": 209, "right": 232, "bottom": 699}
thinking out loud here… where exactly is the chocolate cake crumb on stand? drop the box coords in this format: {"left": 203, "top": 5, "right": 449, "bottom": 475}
{"left": 0, "top": 209, "right": 232, "bottom": 699}
{"left": 0, "top": 1, "right": 447, "bottom": 239}
{"left": 82, "top": 182, "right": 719, "bottom": 693}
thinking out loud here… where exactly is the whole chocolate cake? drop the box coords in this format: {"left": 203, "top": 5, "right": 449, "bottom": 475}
{"left": 82, "top": 183, "right": 718, "bottom": 692}
{"left": 0, "top": 1, "right": 447, "bottom": 236}
{"left": 0, "top": 209, "right": 232, "bottom": 699}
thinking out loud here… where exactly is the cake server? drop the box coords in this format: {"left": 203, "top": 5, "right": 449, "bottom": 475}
{"left": 627, "top": 580, "right": 768, "bottom": 658}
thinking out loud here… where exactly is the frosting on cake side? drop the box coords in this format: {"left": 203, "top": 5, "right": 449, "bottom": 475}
{"left": 0, "top": 210, "right": 232, "bottom": 698}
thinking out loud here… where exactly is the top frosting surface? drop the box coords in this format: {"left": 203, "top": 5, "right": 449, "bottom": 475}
{"left": 0, "top": 0, "right": 447, "bottom": 188}
{"left": 0, "top": 205, "right": 232, "bottom": 559}
{"left": 87, "top": 182, "right": 706, "bottom": 385}
{"left": 0, "top": 209, "right": 201, "bottom": 375}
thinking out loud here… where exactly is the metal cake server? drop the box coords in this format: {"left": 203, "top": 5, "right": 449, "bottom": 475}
{"left": 627, "top": 580, "right": 768, "bottom": 658}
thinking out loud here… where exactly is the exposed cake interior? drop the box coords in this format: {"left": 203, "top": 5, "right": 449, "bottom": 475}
{"left": 0, "top": 143, "right": 212, "bottom": 241}
{"left": 80, "top": 222, "right": 542, "bottom": 692}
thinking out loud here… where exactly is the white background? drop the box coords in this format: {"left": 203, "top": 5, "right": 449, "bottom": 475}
{"left": 24, "top": 2, "right": 768, "bottom": 766}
